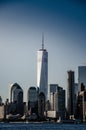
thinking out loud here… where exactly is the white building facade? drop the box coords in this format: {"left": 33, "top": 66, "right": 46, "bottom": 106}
{"left": 37, "top": 45, "right": 48, "bottom": 100}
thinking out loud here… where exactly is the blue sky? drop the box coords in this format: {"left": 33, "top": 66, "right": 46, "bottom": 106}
{"left": 0, "top": 0, "right": 86, "bottom": 102}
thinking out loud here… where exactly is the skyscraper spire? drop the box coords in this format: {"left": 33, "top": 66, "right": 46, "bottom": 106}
{"left": 42, "top": 32, "right": 44, "bottom": 50}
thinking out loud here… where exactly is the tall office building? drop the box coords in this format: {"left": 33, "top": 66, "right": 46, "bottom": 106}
{"left": 76, "top": 90, "right": 86, "bottom": 122}
{"left": 10, "top": 83, "right": 23, "bottom": 104}
{"left": 49, "top": 84, "right": 65, "bottom": 119}
{"left": 37, "top": 34, "right": 48, "bottom": 100}
{"left": 67, "top": 71, "right": 75, "bottom": 118}
{"left": 8, "top": 83, "right": 24, "bottom": 115}
{"left": 78, "top": 66, "right": 86, "bottom": 91}
{"left": 27, "top": 87, "right": 38, "bottom": 114}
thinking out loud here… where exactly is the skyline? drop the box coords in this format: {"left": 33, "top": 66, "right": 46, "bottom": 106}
{"left": 0, "top": 0, "right": 86, "bottom": 101}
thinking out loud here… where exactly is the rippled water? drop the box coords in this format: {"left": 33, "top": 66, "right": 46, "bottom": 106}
{"left": 0, "top": 123, "right": 86, "bottom": 130}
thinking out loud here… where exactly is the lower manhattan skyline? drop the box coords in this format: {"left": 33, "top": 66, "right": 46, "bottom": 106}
{"left": 0, "top": 0, "right": 86, "bottom": 102}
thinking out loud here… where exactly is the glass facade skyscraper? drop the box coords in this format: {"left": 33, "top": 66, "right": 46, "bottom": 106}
{"left": 27, "top": 87, "right": 38, "bottom": 114}
{"left": 10, "top": 83, "right": 23, "bottom": 104}
{"left": 37, "top": 43, "right": 48, "bottom": 100}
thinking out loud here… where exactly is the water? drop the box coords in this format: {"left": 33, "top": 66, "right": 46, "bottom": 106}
{"left": 0, "top": 123, "right": 86, "bottom": 130}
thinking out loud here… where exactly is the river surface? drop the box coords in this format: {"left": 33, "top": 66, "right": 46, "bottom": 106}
{"left": 0, "top": 123, "right": 86, "bottom": 130}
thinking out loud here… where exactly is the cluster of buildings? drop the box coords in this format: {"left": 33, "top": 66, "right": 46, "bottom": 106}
{"left": 67, "top": 68, "right": 86, "bottom": 122}
{"left": 0, "top": 38, "right": 86, "bottom": 123}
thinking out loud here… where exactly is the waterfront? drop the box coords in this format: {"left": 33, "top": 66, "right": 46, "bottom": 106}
{"left": 0, "top": 123, "right": 86, "bottom": 130}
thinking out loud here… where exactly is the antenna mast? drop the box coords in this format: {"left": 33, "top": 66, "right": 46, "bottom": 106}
{"left": 42, "top": 32, "right": 44, "bottom": 50}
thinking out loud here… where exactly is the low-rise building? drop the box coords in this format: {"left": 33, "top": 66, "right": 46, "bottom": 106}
{"left": 0, "top": 105, "right": 5, "bottom": 120}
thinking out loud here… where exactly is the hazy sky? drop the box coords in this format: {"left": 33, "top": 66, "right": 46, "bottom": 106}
{"left": 0, "top": 0, "right": 86, "bottom": 102}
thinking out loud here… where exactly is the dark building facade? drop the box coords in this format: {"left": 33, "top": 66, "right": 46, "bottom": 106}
{"left": 78, "top": 66, "right": 86, "bottom": 92}
{"left": 75, "top": 84, "right": 86, "bottom": 122}
{"left": 7, "top": 83, "right": 24, "bottom": 116}
{"left": 10, "top": 83, "right": 23, "bottom": 104}
{"left": 38, "top": 92, "right": 45, "bottom": 119}
{"left": 27, "top": 87, "right": 38, "bottom": 115}
{"left": 67, "top": 71, "right": 75, "bottom": 118}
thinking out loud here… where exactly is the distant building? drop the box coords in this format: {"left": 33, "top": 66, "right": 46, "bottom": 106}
{"left": 74, "top": 83, "right": 78, "bottom": 97}
{"left": 46, "top": 111, "right": 58, "bottom": 120}
{"left": 27, "top": 87, "right": 38, "bottom": 115}
{"left": 10, "top": 83, "right": 23, "bottom": 104}
{"left": 76, "top": 90, "right": 86, "bottom": 122}
{"left": 49, "top": 84, "right": 65, "bottom": 119}
{"left": 37, "top": 35, "right": 48, "bottom": 100}
{"left": 45, "top": 100, "right": 51, "bottom": 111}
{"left": 74, "top": 83, "right": 78, "bottom": 116}
{"left": 0, "top": 105, "right": 5, "bottom": 120}
{"left": 78, "top": 66, "right": 86, "bottom": 91}
{"left": 49, "top": 84, "right": 59, "bottom": 110}
{"left": 67, "top": 71, "right": 75, "bottom": 118}
{"left": 8, "top": 83, "right": 24, "bottom": 115}
{"left": 38, "top": 92, "right": 45, "bottom": 119}
{"left": 0, "top": 96, "right": 2, "bottom": 106}
{"left": 6, "top": 102, "right": 17, "bottom": 115}
{"left": 49, "top": 84, "right": 59, "bottom": 93}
